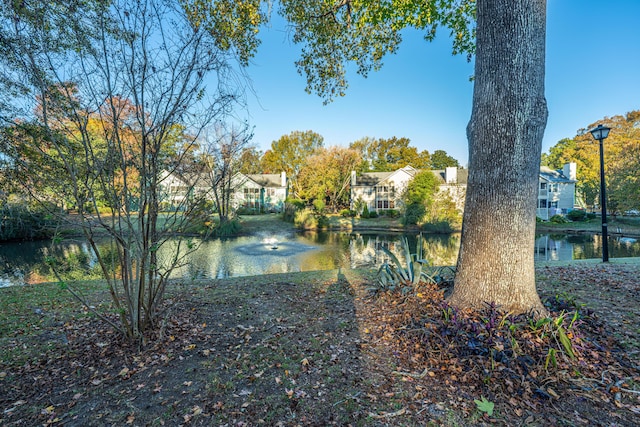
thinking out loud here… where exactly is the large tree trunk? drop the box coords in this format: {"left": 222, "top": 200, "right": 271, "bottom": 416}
{"left": 449, "top": 0, "right": 547, "bottom": 314}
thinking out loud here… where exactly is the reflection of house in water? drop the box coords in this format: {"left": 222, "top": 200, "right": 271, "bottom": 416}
{"left": 534, "top": 235, "right": 575, "bottom": 262}
{"left": 348, "top": 233, "right": 460, "bottom": 268}
{"left": 348, "top": 234, "right": 402, "bottom": 269}
{"left": 349, "top": 234, "right": 381, "bottom": 268}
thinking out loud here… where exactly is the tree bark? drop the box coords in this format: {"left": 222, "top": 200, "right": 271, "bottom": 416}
{"left": 449, "top": 0, "right": 548, "bottom": 314}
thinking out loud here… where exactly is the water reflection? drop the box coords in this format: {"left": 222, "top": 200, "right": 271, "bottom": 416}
{"left": 2, "top": 231, "right": 639, "bottom": 286}
{"left": 534, "top": 234, "right": 640, "bottom": 262}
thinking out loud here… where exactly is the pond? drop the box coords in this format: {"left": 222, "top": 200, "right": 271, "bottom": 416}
{"left": 1, "top": 230, "right": 640, "bottom": 287}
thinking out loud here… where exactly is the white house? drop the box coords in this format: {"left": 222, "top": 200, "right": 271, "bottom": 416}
{"left": 350, "top": 165, "right": 468, "bottom": 213}
{"left": 537, "top": 163, "right": 577, "bottom": 220}
{"left": 159, "top": 170, "right": 288, "bottom": 213}
{"left": 350, "top": 162, "right": 577, "bottom": 219}
{"left": 231, "top": 171, "right": 288, "bottom": 213}
{"left": 158, "top": 170, "right": 194, "bottom": 209}
{"left": 350, "top": 165, "right": 418, "bottom": 212}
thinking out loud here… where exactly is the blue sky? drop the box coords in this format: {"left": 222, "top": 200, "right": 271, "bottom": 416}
{"left": 240, "top": 1, "right": 640, "bottom": 166}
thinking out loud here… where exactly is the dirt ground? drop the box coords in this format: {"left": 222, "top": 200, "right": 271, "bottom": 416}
{"left": 1, "top": 263, "right": 640, "bottom": 426}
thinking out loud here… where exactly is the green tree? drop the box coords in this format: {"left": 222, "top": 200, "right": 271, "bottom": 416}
{"left": 239, "top": 147, "right": 264, "bottom": 174}
{"left": 430, "top": 149, "right": 461, "bottom": 169}
{"left": 542, "top": 137, "right": 600, "bottom": 210}
{"left": 297, "top": 146, "right": 362, "bottom": 211}
{"left": 402, "top": 170, "right": 440, "bottom": 225}
{"left": 350, "top": 136, "right": 430, "bottom": 172}
{"left": 261, "top": 130, "right": 324, "bottom": 196}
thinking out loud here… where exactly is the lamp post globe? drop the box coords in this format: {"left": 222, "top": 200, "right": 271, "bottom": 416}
{"left": 589, "top": 124, "right": 611, "bottom": 262}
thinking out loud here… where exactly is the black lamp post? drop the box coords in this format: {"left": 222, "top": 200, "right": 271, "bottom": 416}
{"left": 590, "top": 124, "right": 611, "bottom": 262}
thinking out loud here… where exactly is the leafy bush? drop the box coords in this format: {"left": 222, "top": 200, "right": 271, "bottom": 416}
{"left": 549, "top": 214, "right": 569, "bottom": 223}
{"left": 367, "top": 211, "right": 378, "bottom": 218}
{"left": 0, "top": 198, "right": 60, "bottom": 241}
{"left": 371, "top": 235, "right": 452, "bottom": 294}
{"left": 586, "top": 212, "right": 596, "bottom": 220}
{"left": 294, "top": 208, "right": 318, "bottom": 229}
{"left": 422, "top": 220, "right": 454, "bottom": 233}
{"left": 340, "top": 209, "right": 356, "bottom": 217}
{"left": 402, "top": 202, "right": 425, "bottom": 226}
{"left": 380, "top": 209, "right": 399, "bottom": 218}
{"left": 212, "top": 218, "right": 241, "bottom": 237}
{"left": 236, "top": 206, "right": 262, "bottom": 215}
{"left": 567, "top": 209, "right": 587, "bottom": 222}
{"left": 283, "top": 198, "right": 305, "bottom": 223}
{"left": 312, "top": 198, "right": 326, "bottom": 213}
{"left": 360, "top": 204, "right": 370, "bottom": 219}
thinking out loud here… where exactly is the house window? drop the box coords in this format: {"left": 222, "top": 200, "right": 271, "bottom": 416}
{"left": 243, "top": 188, "right": 260, "bottom": 209}
{"left": 540, "top": 182, "right": 547, "bottom": 190}
{"left": 538, "top": 199, "right": 547, "bottom": 208}
{"left": 376, "top": 200, "right": 395, "bottom": 209}
{"left": 376, "top": 185, "right": 395, "bottom": 210}
{"left": 549, "top": 184, "right": 558, "bottom": 192}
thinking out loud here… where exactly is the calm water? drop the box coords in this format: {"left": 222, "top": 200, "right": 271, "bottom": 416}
{"left": 1, "top": 231, "right": 639, "bottom": 287}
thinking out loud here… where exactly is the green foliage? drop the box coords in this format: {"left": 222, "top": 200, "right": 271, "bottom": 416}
{"left": 405, "top": 170, "right": 439, "bottom": 205}
{"left": 361, "top": 204, "right": 370, "bottom": 219}
{"left": 340, "top": 209, "right": 356, "bottom": 218}
{"left": 261, "top": 130, "right": 324, "bottom": 196}
{"left": 371, "top": 235, "right": 444, "bottom": 294}
{"left": 566, "top": 209, "right": 587, "bottom": 222}
{"left": 367, "top": 211, "right": 378, "bottom": 218}
{"left": 350, "top": 137, "right": 431, "bottom": 172}
{"left": 181, "top": 0, "right": 264, "bottom": 67}
{"left": 312, "top": 198, "right": 326, "bottom": 213}
{"left": 212, "top": 218, "right": 241, "bottom": 237}
{"left": 0, "top": 198, "right": 59, "bottom": 241}
{"left": 474, "top": 397, "right": 494, "bottom": 416}
{"left": 297, "top": 146, "right": 362, "bottom": 212}
{"left": 294, "top": 207, "right": 327, "bottom": 229}
{"left": 431, "top": 150, "right": 460, "bottom": 169}
{"left": 402, "top": 202, "right": 425, "bottom": 226}
{"left": 543, "top": 110, "right": 640, "bottom": 211}
{"left": 278, "top": 0, "right": 476, "bottom": 103}
{"left": 549, "top": 214, "right": 569, "bottom": 224}
{"left": 282, "top": 198, "right": 305, "bottom": 223}
{"left": 422, "top": 220, "right": 454, "bottom": 234}
{"left": 381, "top": 209, "right": 399, "bottom": 218}
{"left": 238, "top": 147, "right": 264, "bottom": 174}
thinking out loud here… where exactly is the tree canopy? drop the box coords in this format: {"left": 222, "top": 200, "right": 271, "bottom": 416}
{"left": 297, "top": 145, "right": 362, "bottom": 211}
{"left": 430, "top": 149, "right": 461, "bottom": 169}
{"left": 349, "top": 136, "right": 431, "bottom": 172}
{"left": 261, "top": 130, "right": 324, "bottom": 196}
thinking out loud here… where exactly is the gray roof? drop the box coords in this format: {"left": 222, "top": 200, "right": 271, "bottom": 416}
{"left": 431, "top": 169, "right": 469, "bottom": 185}
{"left": 354, "top": 171, "right": 393, "bottom": 186}
{"left": 246, "top": 174, "right": 285, "bottom": 188}
{"left": 539, "top": 166, "right": 575, "bottom": 183}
